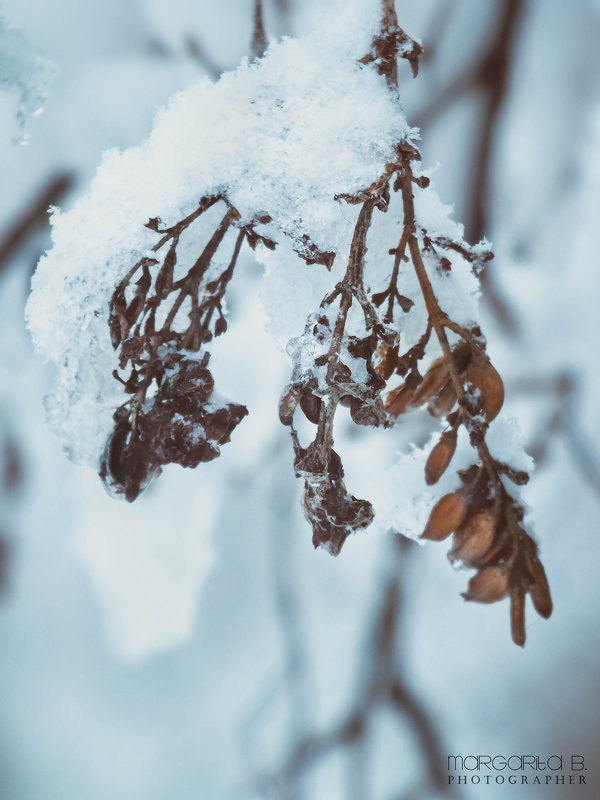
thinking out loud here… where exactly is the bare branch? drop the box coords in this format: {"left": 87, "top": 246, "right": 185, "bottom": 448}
{"left": 0, "top": 173, "right": 73, "bottom": 276}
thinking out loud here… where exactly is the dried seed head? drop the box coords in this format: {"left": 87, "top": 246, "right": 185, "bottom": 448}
{"left": 451, "top": 510, "right": 496, "bottom": 564}
{"left": 422, "top": 492, "right": 468, "bottom": 541}
{"left": 527, "top": 555, "right": 553, "bottom": 619}
{"left": 385, "top": 383, "right": 415, "bottom": 416}
{"left": 411, "top": 356, "right": 449, "bottom": 406}
{"left": 466, "top": 359, "right": 504, "bottom": 422}
{"left": 427, "top": 380, "right": 457, "bottom": 418}
{"left": 463, "top": 566, "right": 510, "bottom": 604}
{"left": 375, "top": 342, "right": 399, "bottom": 380}
{"left": 510, "top": 586, "right": 526, "bottom": 647}
{"left": 425, "top": 428, "right": 457, "bottom": 485}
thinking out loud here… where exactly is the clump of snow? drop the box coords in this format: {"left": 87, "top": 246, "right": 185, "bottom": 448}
{"left": 487, "top": 416, "right": 534, "bottom": 475}
{"left": 260, "top": 236, "right": 346, "bottom": 349}
{"left": 26, "top": 0, "right": 408, "bottom": 468}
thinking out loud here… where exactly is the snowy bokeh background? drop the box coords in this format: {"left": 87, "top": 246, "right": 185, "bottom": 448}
{"left": 1, "top": 1, "right": 599, "bottom": 799}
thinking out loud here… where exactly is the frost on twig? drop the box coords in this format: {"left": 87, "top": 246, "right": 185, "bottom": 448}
{"left": 26, "top": 0, "right": 551, "bottom": 645}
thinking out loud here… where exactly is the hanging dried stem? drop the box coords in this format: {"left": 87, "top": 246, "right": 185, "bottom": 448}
{"left": 393, "top": 148, "right": 550, "bottom": 646}
{"left": 280, "top": 192, "right": 394, "bottom": 555}
{"left": 277, "top": 9, "right": 551, "bottom": 645}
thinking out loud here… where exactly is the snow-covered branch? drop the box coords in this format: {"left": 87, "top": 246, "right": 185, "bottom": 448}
{"left": 26, "top": 0, "right": 551, "bottom": 645}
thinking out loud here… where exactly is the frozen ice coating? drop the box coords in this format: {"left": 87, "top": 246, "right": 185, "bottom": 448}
{"left": 26, "top": 0, "right": 408, "bottom": 467}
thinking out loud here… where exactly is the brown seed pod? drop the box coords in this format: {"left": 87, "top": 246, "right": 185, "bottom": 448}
{"left": 411, "top": 356, "right": 449, "bottom": 406}
{"left": 375, "top": 342, "right": 399, "bottom": 380}
{"left": 422, "top": 492, "right": 468, "bottom": 541}
{"left": 385, "top": 384, "right": 415, "bottom": 416}
{"left": 510, "top": 586, "right": 526, "bottom": 647}
{"left": 451, "top": 510, "right": 496, "bottom": 564}
{"left": 477, "top": 531, "right": 513, "bottom": 568}
{"left": 526, "top": 554, "right": 553, "bottom": 619}
{"left": 462, "top": 566, "right": 510, "bottom": 604}
{"left": 427, "top": 380, "right": 458, "bottom": 418}
{"left": 300, "top": 392, "right": 322, "bottom": 424}
{"left": 425, "top": 428, "right": 457, "bottom": 485}
{"left": 449, "top": 511, "right": 496, "bottom": 564}
{"left": 466, "top": 359, "right": 504, "bottom": 422}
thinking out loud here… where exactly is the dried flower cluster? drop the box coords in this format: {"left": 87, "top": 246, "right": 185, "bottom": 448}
{"left": 88, "top": 7, "right": 550, "bottom": 645}
{"left": 102, "top": 197, "right": 258, "bottom": 500}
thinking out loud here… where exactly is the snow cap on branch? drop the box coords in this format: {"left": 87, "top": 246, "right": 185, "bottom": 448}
{"left": 27, "top": 0, "right": 408, "bottom": 467}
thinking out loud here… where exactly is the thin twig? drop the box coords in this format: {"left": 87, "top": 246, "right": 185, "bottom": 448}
{"left": 252, "top": 0, "right": 268, "bottom": 59}
{"left": 0, "top": 173, "right": 73, "bottom": 276}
